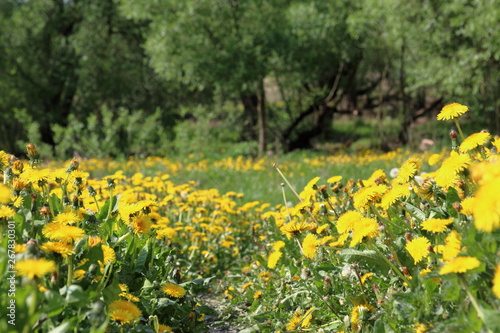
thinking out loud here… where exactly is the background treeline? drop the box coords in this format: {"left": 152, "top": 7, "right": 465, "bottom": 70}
{"left": 1, "top": 0, "right": 499, "bottom": 159}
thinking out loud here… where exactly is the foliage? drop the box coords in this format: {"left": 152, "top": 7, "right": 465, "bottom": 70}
{"left": 1, "top": 102, "right": 500, "bottom": 332}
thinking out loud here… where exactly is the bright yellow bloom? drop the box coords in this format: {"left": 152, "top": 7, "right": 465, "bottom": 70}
{"left": 101, "top": 245, "right": 116, "bottom": 266}
{"left": 460, "top": 197, "right": 475, "bottom": 215}
{"left": 272, "top": 240, "right": 286, "bottom": 252}
{"left": 353, "top": 185, "right": 387, "bottom": 211}
{"left": 440, "top": 230, "right": 463, "bottom": 261}
{"left": 361, "top": 272, "right": 374, "bottom": 284}
{"left": 380, "top": 184, "right": 410, "bottom": 209}
{"left": 428, "top": 153, "right": 442, "bottom": 166}
{"left": 162, "top": 283, "right": 187, "bottom": 298}
{"left": 108, "top": 300, "right": 142, "bottom": 324}
{"left": 0, "top": 205, "right": 16, "bottom": 219}
{"left": 439, "top": 256, "right": 480, "bottom": 275}
{"left": 267, "top": 251, "right": 282, "bottom": 269}
{"left": 16, "top": 258, "right": 56, "bottom": 280}
{"left": 436, "top": 103, "right": 469, "bottom": 120}
{"left": 0, "top": 185, "right": 11, "bottom": 204}
{"left": 280, "top": 220, "right": 316, "bottom": 238}
{"left": 350, "top": 218, "right": 379, "bottom": 247}
{"left": 40, "top": 241, "right": 75, "bottom": 257}
{"left": 406, "top": 237, "right": 431, "bottom": 264}
{"left": 302, "top": 233, "right": 321, "bottom": 258}
{"left": 395, "top": 158, "right": 420, "bottom": 184}
{"left": 53, "top": 212, "right": 80, "bottom": 225}
{"left": 415, "top": 323, "right": 428, "bottom": 333}
{"left": 327, "top": 175, "right": 342, "bottom": 183}
{"left": 351, "top": 304, "right": 375, "bottom": 331}
{"left": 421, "top": 218, "right": 454, "bottom": 233}
{"left": 492, "top": 264, "right": 500, "bottom": 299}
{"left": 459, "top": 131, "right": 491, "bottom": 153}
{"left": 253, "top": 290, "right": 262, "bottom": 299}
{"left": 42, "top": 223, "right": 85, "bottom": 243}
{"left": 129, "top": 213, "right": 152, "bottom": 234}
{"left": 156, "top": 227, "right": 177, "bottom": 239}
{"left": 158, "top": 324, "right": 174, "bottom": 332}
{"left": 434, "top": 152, "right": 471, "bottom": 188}
{"left": 336, "top": 211, "right": 364, "bottom": 234}
{"left": 473, "top": 177, "right": 500, "bottom": 232}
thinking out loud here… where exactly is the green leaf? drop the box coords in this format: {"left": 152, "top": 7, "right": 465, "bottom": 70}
{"left": 60, "top": 285, "right": 88, "bottom": 305}
{"left": 339, "top": 249, "right": 391, "bottom": 272}
{"left": 403, "top": 202, "right": 426, "bottom": 221}
{"left": 96, "top": 195, "right": 118, "bottom": 220}
{"left": 373, "top": 319, "right": 386, "bottom": 333}
{"left": 134, "top": 241, "right": 150, "bottom": 273}
{"left": 445, "top": 187, "right": 461, "bottom": 218}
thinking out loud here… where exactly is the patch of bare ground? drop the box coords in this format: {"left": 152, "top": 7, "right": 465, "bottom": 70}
{"left": 202, "top": 294, "right": 242, "bottom": 333}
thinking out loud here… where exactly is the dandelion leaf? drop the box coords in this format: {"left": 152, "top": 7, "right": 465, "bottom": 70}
{"left": 403, "top": 202, "right": 427, "bottom": 221}
{"left": 339, "top": 249, "right": 391, "bottom": 272}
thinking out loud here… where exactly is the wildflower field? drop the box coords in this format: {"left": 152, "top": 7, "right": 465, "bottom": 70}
{"left": 1, "top": 103, "right": 500, "bottom": 333}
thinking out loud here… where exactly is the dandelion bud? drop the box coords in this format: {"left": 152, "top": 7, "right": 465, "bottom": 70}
{"left": 39, "top": 205, "right": 50, "bottom": 216}
{"left": 51, "top": 271, "right": 58, "bottom": 284}
{"left": 8, "top": 154, "right": 17, "bottom": 165}
{"left": 427, "top": 245, "right": 434, "bottom": 253}
{"left": 26, "top": 143, "right": 38, "bottom": 157}
{"left": 324, "top": 276, "right": 332, "bottom": 286}
{"left": 13, "top": 178, "right": 28, "bottom": 191}
{"left": 13, "top": 160, "right": 23, "bottom": 174}
{"left": 405, "top": 232, "right": 413, "bottom": 241}
{"left": 449, "top": 130, "right": 458, "bottom": 139}
{"left": 87, "top": 185, "right": 97, "bottom": 197}
{"left": 66, "top": 159, "right": 79, "bottom": 173}
{"left": 107, "top": 178, "right": 116, "bottom": 189}
{"left": 453, "top": 202, "right": 462, "bottom": 213}
{"left": 402, "top": 267, "right": 410, "bottom": 276}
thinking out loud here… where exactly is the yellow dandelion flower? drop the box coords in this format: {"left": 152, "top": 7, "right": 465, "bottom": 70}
{"left": 241, "top": 282, "right": 253, "bottom": 291}
{"left": 395, "top": 158, "right": 421, "bottom": 184}
{"left": 353, "top": 185, "right": 387, "bottom": 211}
{"left": 406, "top": 237, "right": 431, "bottom": 264}
{"left": 162, "top": 283, "right": 186, "bottom": 298}
{"left": 492, "top": 264, "right": 500, "bottom": 299}
{"left": 0, "top": 184, "right": 11, "bottom": 204}
{"left": 428, "top": 153, "right": 442, "bottom": 166}
{"left": 473, "top": 177, "right": 500, "bottom": 232}
{"left": 286, "top": 311, "right": 302, "bottom": 331}
{"left": 439, "top": 256, "right": 480, "bottom": 275}
{"left": 268, "top": 251, "right": 282, "bottom": 269}
{"left": 40, "top": 241, "right": 75, "bottom": 258}
{"left": 156, "top": 227, "right": 177, "bottom": 239}
{"left": 0, "top": 205, "right": 16, "bottom": 219}
{"left": 327, "top": 175, "right": 342, "bottom": 183}
{"left": 329, "top": 232, "right": 349, "bottom": 248}
{"left": 280, "top": 220, "right": 316, "bottom": 238}
{"left": 14, "top": 243, "right": 27, "bottom": 253}
{"left": 434, "top": 152, "right": 471, "bottom": 188}
{"left": 16, "top": 258, "right": 56, "bottom": 280}
{"left": 42, "top": 223, "right": 85, "bottom": 243}
{"left": 101, "top": 245, "right": 116, "bottom": 265}
{"left": 158, "top": 324, "right": 173, "bottom": 332}
{"left": 272, "top": 240, "right": 286, "bottom": 252}
{"left": 350, "top": 218, "right": 379, "bottom": 247}
{"left": 0, "top": 150, "right": 9, "bottom": 171}
{"left": 380, "top": 184, "right": 410, "bottom": 209}
{"left": 302, "top": 233, "right": 321, "bottom": 258}
{"left": 253, "top": 290, "right": 262, "bottom": 299}
{"left": 301, "top": 307, "right": 315, "bottom": 328}
{"left": 415, "top": 323, "right": 428, "bottom": 333}
{"left": 336, "top": 211, "right": 364, "bottom": 234}
{"left": 129, "top": 213, "right": 152, "bottom": 234}
{"left": 459, "top": 131, "right": 491, "bottom": 153}
{"left": 460, "top": 197, "right": 475, "bottom": 215}
{"left": 53, "top": 212, "right": 80, "bottom": 225}
{"left": 88, "top": 236, "right": 102, "bottom": 247}
{"left": 436, "top": 103, "right": 469, "bottom": 120}
{"left": 361, "top": 272, "right": 374, "bottom": 285}
{"left": 364, "top": 169, "right": 387, "bottom": 186}
{"left": 108, "top": 300, "right": 142, "bottom": 324}
{"left": 439, "top": 230, "right": 463, "bottom": 261}
{"left": 421, "top": 218, "right": 454, "bottom": 233}
{"left": 351, "top": 304, "right": 375, "bottom": 331}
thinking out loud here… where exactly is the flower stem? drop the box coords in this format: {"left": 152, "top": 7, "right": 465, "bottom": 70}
{"left": 459, "top": 275, "right": 493, "bottom": 333}
{"left": 66, "top": 254, "right": 74, "bottom": 287}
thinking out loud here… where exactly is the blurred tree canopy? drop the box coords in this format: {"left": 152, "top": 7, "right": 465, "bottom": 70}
{"left": 1, "top": 0, "right": 500, "bottom": 158}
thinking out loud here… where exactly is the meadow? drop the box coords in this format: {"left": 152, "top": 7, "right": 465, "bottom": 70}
{"left": 1, "top": 103, "right": 500, "bottom": 333}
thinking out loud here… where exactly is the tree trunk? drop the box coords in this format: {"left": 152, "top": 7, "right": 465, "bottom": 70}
{"left": 257, "top": 79, "right": 267, "bottom": 158}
